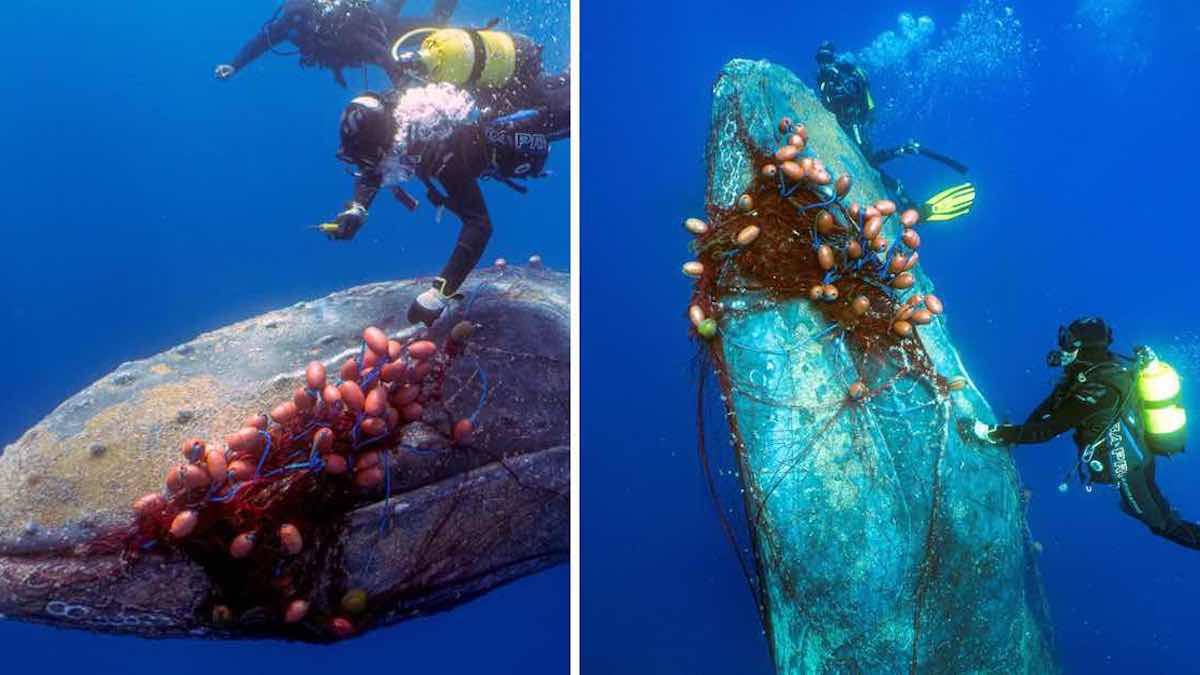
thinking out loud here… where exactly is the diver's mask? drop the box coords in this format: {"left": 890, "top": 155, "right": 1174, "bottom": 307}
{"left": 1046, "top": 323, "right": 1084, "bottom": 368}
{"left": 1046, "top": 348, "right": 1079, "bottom": 368}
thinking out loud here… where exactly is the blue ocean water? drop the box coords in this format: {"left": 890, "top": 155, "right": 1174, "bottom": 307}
{"left": 0, "top": 1, "right": 568, "bottom": 673}
{"left": 584, "top": 1, "right": 1200, "bottom": 673}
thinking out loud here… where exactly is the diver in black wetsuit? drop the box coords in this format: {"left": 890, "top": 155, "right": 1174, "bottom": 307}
{"left": 325, "top": 70, "right": 570, "bottom": 326}
{"left": 814, "top": 41, "right": 975, "bottom": 223}
{"left": 214, "top": 0, "right": 458, "bottom": 86}
{"left": 970, "top": 317, "right": 1200, "bottom": 551}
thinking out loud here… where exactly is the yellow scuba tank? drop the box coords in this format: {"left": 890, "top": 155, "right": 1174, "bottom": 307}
{"left": 1135, "top": 355, "right": 1187, "bottom": 455}
{"left": 391, "top": 27, "right": 523, "bottom": 88}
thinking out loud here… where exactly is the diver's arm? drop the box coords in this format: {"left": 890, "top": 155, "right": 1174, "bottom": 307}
{"left": 223, "top": 18, "right": 292, "bottom": 75}
{"left": 989, "top": 390, "right": 1097, "bottom": 445}
{"left": 351, "top": 171, "right": 383, "bottom": 211}
{"left": 538, "top": 70, "right": 572, "bottom": 138}
{"left": 328, "top": 172, "right": 382, "bottom": 241}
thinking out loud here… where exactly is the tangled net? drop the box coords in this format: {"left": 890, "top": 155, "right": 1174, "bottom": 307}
{"left": 684, "top": 118, "right": 980, "bottom": 672}
{"left": 124, "top": 323, "right": 484, "bottom": 640}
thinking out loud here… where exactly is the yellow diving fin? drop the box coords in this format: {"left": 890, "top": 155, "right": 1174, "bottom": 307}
{"left": 921, "top": 182, "right": 975, "bottom": 223}
{"left": 318, "top": 223, "right": 341, "bottom": 234}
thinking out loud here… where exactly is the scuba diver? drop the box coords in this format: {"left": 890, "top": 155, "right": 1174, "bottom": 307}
{"left": 969, "top": 317, "right": 1199, "bottom": 551}
{"left": 214, "top": 0, "right": 458, "bottom": 87}
{"left": 814, "top": 41, "right": 976, "bottom": 224}
{"left": 321, "top": 62, "right": 569, "bottom": 326}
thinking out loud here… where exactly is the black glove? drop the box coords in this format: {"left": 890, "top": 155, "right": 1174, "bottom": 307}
{"left": 328, "top": 203, "right": 368, "bottom": 241}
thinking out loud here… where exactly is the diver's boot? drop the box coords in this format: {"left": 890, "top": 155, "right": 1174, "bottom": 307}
{"left": 408, "top": 279, "right": 454, "bottom": 327}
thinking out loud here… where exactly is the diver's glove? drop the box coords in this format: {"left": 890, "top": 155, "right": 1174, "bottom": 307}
{"left": 900, "top": 139, "right": 922, "bottom": 156}
{"left": 971, "top": 420, "right": 1001, "bottom": 445}
{"left": 214, "top": 64, "right": 236, "bottom": 80}
{"left": 329, "top": 203, "right": 368, "bottom": 241}
{"left": 407, "top": 279, "right": 458, "bottom": 327}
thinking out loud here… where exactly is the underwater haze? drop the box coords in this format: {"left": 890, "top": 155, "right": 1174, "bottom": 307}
{"left": 583, "top": 0, "right": 1200, "bottom": 673}
{"left": 0, "top": 0, "right": 568, "bottom": 673}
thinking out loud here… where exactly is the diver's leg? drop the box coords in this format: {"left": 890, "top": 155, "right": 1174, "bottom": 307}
{"left": 879, "top": 172, "right": 914, "bottom": 211}
{"left": 539, "top": 70, "right": 571, "bottom": 137}
{"left": 376, "top": 0, "right": 408, "bottom": 13}
{"left": 437, "top": 177, "right": 493, "bottom": 296}
{"left": 1119, "top": 463, "right": 1200, "bottom": 550}
{"left": 408, "top": 175, "right": 490, "bottom": 326}
{"left": 431, "top": 0, "right": 459, "bottom": 23}
{"left": 1142, "top": 463, "right": 1200, "bottom": 549}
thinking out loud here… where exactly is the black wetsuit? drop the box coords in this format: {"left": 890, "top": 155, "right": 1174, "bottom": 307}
{"left": 992, "top": 352, "right": 1200, "bottom": 550}
{"left": 225, "top": 0, "right": 458, "bottom": 86}
{"left": 817, "top": 61, "right": 873, "bottom": 151}
{"left": 343, "top": 72, "right": 570, "bottom": 298}
{"left": 816, "top": 61, "right": 920, "bottom": 205}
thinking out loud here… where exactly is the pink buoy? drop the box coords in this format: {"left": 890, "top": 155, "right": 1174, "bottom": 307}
{"left": 284, "top": 599, "right": 309, "bottom": 624}
{"left": 363, "top": 327, "right": 389, "bottom": 356}
{"left": 305, "top": 362, "right": 326, "bottom": 390}
{"left": 360, "top": 417, "right": 387, "bottom": 437}
{"left": 453, "top": 419, "right": 475, "bottom": 446}
{"left": 170, "top": 510, "right": 199, "bottom": 539}
{"left": 408, "top": 340, "right": 437, "bottom": 360}
{"left": 133, "top": 493, "right": 166, "bottom": 519}
{"left": 230, "top": 532, "right": 257, "bottom": 559}
{"left": 324, "top": 454, "right": 349, "bottom": 475}
{"left": 312, "top": 427, "right": 334, "bottom": 454}
{"left": 339, "top": 381, "right": 365, "bottom": 413}
{"left": 364, "top": 388, "right": 388, "bottom": 417}
{"left": 355, "top": 467, "right": 385, "bottom": 489}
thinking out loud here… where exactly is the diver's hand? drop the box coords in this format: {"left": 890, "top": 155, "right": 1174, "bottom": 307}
{"left": 328, "top": 203, "right": 368, "bottom": 240}
{"left": 901, "top": 139, "right": 921, "bottom": 155}
{"left": 971, "top": 420, "right": 1001, "bottom": 445}
{"left": 214, "top": 64, "right": 236, "bottom": 80}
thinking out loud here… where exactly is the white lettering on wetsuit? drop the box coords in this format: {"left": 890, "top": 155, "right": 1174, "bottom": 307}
{"left": 1105, "top": 422, "right": 1142, "bottom": 514}
{"left": 1108, "top": 423, "right": 1129, "bottom": 481}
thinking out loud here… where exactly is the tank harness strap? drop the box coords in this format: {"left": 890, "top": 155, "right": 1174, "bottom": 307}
{"left": 1060, "top": 363, "right": 1128, "bottom": 493}
{"left": 466, "top": 30, "right": 489, "bottom": 86}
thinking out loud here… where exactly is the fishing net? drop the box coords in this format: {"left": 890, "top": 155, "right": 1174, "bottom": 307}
{"left": 105, "top": 274, "right": 570, "bottom": 641}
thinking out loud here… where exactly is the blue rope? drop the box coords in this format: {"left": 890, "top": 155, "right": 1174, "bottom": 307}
{"left": 350, "top": 412, "right": 365, "bottom": 446}
{"left": 289, "top": 421, "right": 320, "bottom": 442}
{"left": 377, "top": 450, "right": 393, "bottom": 538}
{"left": 469, "top": 362, "right": 490, "bottom": 423}
{"left": 796, "top": 191, "right": 840, "bottom": 211}
{"left": 463, "top": 281, "right": 500, "bottom": 315}
{"left": 354, "top": 429, "right": 389, "bottom": 450}
{"left": 208, "top": 481, "right": 251, "bottom": 504}
{"left": 253, "top": 431, "right": 273, "bottom": 478}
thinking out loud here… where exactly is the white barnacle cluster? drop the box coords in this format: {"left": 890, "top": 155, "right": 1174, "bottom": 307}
{"left": 380, "top": 83, "right": 478, "bottom": 185}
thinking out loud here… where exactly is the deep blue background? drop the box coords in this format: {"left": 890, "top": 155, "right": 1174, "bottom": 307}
{"left": 0, "top": 1, "right": 568, "bottom": 673}
{"left": 584, "top": 1, "right": 1200, "bottom": 673}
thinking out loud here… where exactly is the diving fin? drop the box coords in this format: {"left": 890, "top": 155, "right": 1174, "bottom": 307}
{"left": 921, "top": 182, "right": 976, "bottom": 223}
